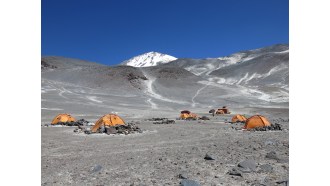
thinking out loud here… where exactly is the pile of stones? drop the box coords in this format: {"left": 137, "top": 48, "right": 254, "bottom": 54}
{"left": 147, "top": 118, "right": 167, "bottom": 121}
{"left": 148, "top": 118, "right": 175, "bottom": 124}
{"left": 199, "top": 116, "right": 210, "bottom": 120}
{"left": 74, "top": 123, "right": 143, "bottom": 135}
{"left": 41, "top": 60, "right": 57, "bottom": 69}
{"left": 231, "top": 123, "right": 283, "bottom": 131}
{"left": 46, "top": 119, "right": 92, "bottom": 127}
{"left": 249, "top": 123, "right": 283, "bottom": 131}
{"left": 229, "top": 121, "right": 245, "bottom": 124}
{"left": 271, "top": 118, "right": 289, "bottom": 123}
{"left": 177, "top": 117, "right": 197, "bottom": 121}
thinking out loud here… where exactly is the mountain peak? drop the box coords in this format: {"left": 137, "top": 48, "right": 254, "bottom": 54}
{"left": 122, "top": 52, "right": 177, "bottom": 67}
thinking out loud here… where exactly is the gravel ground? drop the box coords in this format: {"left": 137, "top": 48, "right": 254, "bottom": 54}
{"left": 42, "top": 111, "right": 288, "bottom": 186}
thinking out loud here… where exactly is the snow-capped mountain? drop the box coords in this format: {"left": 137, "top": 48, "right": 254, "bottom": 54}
{"left": 121, "top": 52, "right": 177, "bottom": 67}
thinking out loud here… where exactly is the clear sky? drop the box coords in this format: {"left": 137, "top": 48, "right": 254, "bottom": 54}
{"left": 42, "top": 0, "right": 288, "bottom": 65}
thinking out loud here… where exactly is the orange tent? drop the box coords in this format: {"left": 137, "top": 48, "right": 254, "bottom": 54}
{"left": 180, "top": 110, "right": 198, "bottom": 119}
{"left": 244, "top": 115, "right": 271, "bottom": 129}
{"left": 231, "top": 114, "right": 247, "bottom": 123}
{"left": 216, "top": 109, "right": 225, "bottom": 114}
{"left": 216, "top": 106, "right": 231, "bottom": 114}
{"left": 91, "top": 114, "right": 125, "bottom": 132}
{"left": 51, "top": 113, "right": 76, "bottom": 125}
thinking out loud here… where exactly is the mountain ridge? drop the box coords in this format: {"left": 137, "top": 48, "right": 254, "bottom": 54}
{"left": 41, "top": 43, "right": 289, "bottom": 114}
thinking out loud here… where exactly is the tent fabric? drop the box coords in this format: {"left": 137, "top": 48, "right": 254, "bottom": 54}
{"left": 244, "top": 115, "right": 271, "bottom": 129}
{"left": 51, "top": 113, "right": 76, "bottom": 124}
{"left": 216, "top": 109, "right": 225, "bottom": 114}
{"left": 180, "top": 111, "right": 198, "bottom": 119}
{"left": 91, "top": 114, "right": 125, "bottom": 132}
{"left": 181, "top": 110, "right": 191, "bottom": 114}
{"left": 216, "top": 108, "right": 230, "bottom": 114}
{"left": 231, "top": 114, "right": 247, "bottom": 123}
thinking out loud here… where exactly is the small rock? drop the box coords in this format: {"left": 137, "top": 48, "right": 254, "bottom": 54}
{"left": 106, "top": 127, "right": 117, "bottom": 134}
{"left": 265, "top": 151, "right": 279, "bottom": 160}
{"left": 90, "top": 165, "right": 102, "bottom": 173}
{"left": 238, "top": 159, "right": 257, "bottom": 172}
{"left": 199, "top": 116, "right": 210, "bottom": 120}
{"left": 259, "top": 164, "right": 273, "bottom": 173}
{"left": 204, "top": 153, "right": 215, "bottom": 160}
{"left": 180, "top": 179, "right": 201, "bottom": 186}
{"left": 87, "top": 122, "right": 94, "bottom": 126}
{"left": 264, "top": 140, "right": 276, "bottom": 146}
{"left": 277, "top": 159, "right": 289, "bottom": 163}
{"left": 228, "top": 168, "right": 242, "bottom": 177}
{"left": 99, "top": 126, "right": 105, "bottom": 133}
{"left": 178, "top": 173, "right": 188, "bottom": 179}
{"left": 276, "top": 180, "right": 289, "bottom": 186}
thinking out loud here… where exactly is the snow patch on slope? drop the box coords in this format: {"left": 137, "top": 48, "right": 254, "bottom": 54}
{"left": 191, "top": 82, "right": 211, "bottom": 107}
{"left": 144, "top": 77, "right": 187, "bottom": 104}
{"left": 123, "top": 52, "right": 177, "bottom": 67}
{"left": 209, "top": 64, "right": 288, "bottom": 85}
{"left": 184, "top": 54, "right": 248, "bottom": 76}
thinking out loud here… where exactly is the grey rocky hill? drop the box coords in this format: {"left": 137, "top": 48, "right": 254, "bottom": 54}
{"left": 42, "top": 44, "right": 288, "bottom": 123}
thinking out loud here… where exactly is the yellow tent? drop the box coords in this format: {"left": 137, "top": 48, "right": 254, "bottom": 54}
{"left": 91, "top": 114, "right": 125, "bottom": 132}
{"left": 216, "top": 106, "right": 230, "bottom": 114}
{"left": 244, "top": 115, "right": 271, "bottom": 129}
{"left": 179, "top": 110, "right": 198, "bottom": 119}
{"left": 231, "top": 114, "right": 247, "bottom": 123}
{"left": 51, "top": 113, "right": 76, "bottom": 125}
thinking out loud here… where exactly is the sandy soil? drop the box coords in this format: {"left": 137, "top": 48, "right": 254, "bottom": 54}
{"left": 41, "top": 109, "right": 288, "bottom": 186}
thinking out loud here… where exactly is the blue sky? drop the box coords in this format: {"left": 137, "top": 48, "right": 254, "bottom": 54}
{"left": 42, "top": 0, "right": 288, "bottom": 65}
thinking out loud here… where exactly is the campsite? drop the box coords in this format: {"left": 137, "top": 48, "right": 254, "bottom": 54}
{"left": 41, "top": 6, "right": 289, "bottom": 183}
{"left": 42, "top": 104, "right": 288, "bottom": 185}
{"left": 41, "top": 43, "right": 289, "bottom": 185}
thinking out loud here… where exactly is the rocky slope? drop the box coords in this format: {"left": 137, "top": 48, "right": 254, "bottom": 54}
{"left": 41, "top": 44, "right": 289, "bottom": 122}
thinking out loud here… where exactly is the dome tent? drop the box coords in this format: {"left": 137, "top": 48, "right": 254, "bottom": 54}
{"left": 180, "top": 110, "right": 198, "bottom": 119}
{"left": 216, "top": 106, "right": 231, "bottom": 114}
{"left": 244, "top": 115, "right": 271, "bottom": 129}
{"left": 91, "top": 114, "right": 125, "bottom": 132}
{"left": 51, "top": 113, "right": 76, "bottom": 125}
{"left": 231, "top": 114, "right": 247, "bottom": 123}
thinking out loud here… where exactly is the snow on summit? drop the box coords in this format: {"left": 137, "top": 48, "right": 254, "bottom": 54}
{"left": 122, "top": 52, "right": 177, "bottom": 67}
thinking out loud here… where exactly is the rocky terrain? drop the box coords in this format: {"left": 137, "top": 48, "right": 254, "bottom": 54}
{"left": 42, "top": 113, "right": 288, "bottom": 186}
{"left": 41, "top": 44, "right": 289, "bottom": 185}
